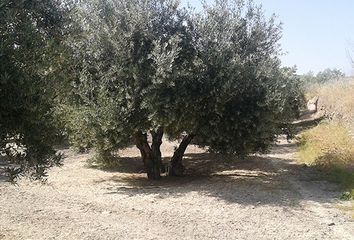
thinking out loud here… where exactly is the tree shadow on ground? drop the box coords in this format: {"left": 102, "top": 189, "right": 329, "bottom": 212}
{"left": 94, "top": 142, "right": 342, "bottom": 207}
{"left": 89, "top": 156, "right": 146, "bottom": 174}
{"left": 0, "top": 156, "right": 10, "bottom": 182}
{"left": 268, "top": 141, "right": 298, "bottom": 155}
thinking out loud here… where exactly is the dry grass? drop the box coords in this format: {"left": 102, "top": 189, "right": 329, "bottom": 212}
{"left": 298, "top": 121, "right": 354, "bottom": 200}
{"left": 306, "top": 79, "right": 354, "bottom": 130}
{"left": 338, "top": 205, "right": 354, "bottom": 219}
{"left": 300, "top": 79, "right": 354, "bottom": 200}
{"left": 298, "top": 121, "right": 354, "bottom": 168}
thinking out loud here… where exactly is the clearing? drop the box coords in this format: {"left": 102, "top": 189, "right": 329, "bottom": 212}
{"left": 0, "top": 136, "right": 354, "bottom": 240}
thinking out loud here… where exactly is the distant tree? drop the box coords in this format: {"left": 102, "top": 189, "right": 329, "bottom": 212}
{"left": 300, "top": 71, "right": 316, "bottom": 85}
{"left": 0, "top": 0, "right": 70, "bottom": 180}
{"left": 301, "top": 68, "right": 345, "bottom": 85}
{"left": 316, "top": 68, "right": 345, "bottom": 83}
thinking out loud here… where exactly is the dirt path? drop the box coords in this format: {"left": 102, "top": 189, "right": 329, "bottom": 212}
{"left": 0, "top": 137, "right": 353, "bottom": 240}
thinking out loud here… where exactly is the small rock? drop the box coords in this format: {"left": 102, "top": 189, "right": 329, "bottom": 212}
{"left": 328, "top": 222, "right": 335, "bottom": 226}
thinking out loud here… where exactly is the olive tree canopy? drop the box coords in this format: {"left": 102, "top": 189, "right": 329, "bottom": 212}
{"left": 57, "top": 0, "right": 304, "bottom": 179}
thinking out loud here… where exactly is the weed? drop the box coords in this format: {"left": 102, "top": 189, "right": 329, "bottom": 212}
{"left": 298, "top": 121, "right": 354, "bottom": 199}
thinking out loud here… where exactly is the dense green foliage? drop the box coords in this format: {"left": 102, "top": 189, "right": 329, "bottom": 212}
{"left": 186, "top": 3, "right": 304, "bottom": 154}
{"left": 58, "top": 0, "right": 304, "bottom": 179}
{"left": 0, "top": 0, "right": 70, "bottom": 180}
{"left": 1, "top": 0, "right": 305, "bottom": 180}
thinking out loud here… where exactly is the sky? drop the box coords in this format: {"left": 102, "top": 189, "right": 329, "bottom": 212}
{"left": 181, "top": 0, "right": 354, "bottom": 75}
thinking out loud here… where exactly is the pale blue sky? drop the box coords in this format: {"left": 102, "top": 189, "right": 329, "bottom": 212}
{"left": 181, "top": 0, "right": 354, "bottom": 75}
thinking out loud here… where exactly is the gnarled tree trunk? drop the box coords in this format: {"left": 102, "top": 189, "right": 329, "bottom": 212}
{"left": 169, "top": 133, "right": 195, "bottom": 176}
{"left": 151, "top": 127, "right": 164, "bottom": 174}
{"left": 134, "top": 130, "right": 162, "bottom": 180}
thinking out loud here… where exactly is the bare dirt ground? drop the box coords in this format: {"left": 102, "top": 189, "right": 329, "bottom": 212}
{"left": 1, "top": 136, "right": 353, "bottom": 240}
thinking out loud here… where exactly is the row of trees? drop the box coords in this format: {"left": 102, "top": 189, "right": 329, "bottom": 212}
{"left": 300, "top": 68, "right": 345, "bottom": 86}
{"left": 1, "top": 0, "right": 304, "bottom": 180}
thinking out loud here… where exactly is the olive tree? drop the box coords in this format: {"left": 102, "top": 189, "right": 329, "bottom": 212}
{"left": 58, "top": 0, "right": 195, "bottom": 179}
{"left": 150, "top": 1, "right": 304, "bottom": 175}
{"left": 0, "top": 0, "right": 74, "bottom": 180}
{"left": 61, "top": 0, "right": 304, "bottom": 179}
{"left": 300, "top": 68, "right": 345, "bottom": 86}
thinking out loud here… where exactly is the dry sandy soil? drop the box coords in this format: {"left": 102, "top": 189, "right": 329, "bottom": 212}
{"left": 1, "top": 136, "right": 354, "bottom": 240}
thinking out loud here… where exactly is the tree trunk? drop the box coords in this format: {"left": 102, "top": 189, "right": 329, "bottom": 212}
{"left": 134, "top": 130, "right": 161, "bottom": 180}
{"left": 151, "top": 127, "right": 164, "bottom": 174}
{"left": 169, "top": 133, "right": 195, "bottom": 176}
